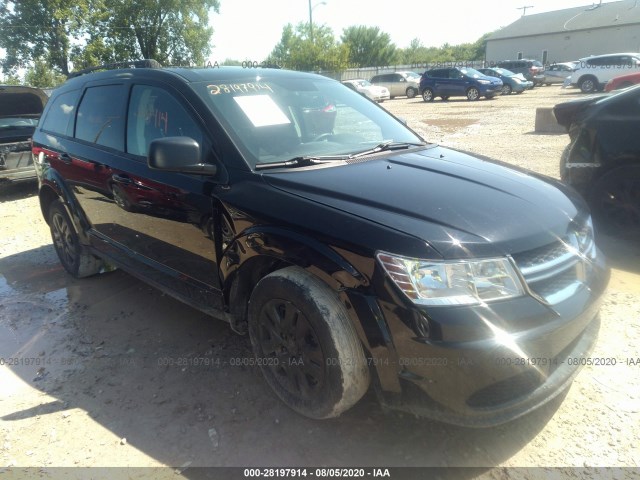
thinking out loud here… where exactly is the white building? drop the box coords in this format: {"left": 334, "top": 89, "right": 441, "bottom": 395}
{"left": 486, "top": 0, "right": 640, "bottom": 64}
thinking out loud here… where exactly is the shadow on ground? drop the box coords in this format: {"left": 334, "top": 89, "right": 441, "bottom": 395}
{"left": 0, "top": 246, "right": 569, "bottom": 473}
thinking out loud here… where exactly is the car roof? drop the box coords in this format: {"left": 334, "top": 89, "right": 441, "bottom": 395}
{"left": 579, "top": 52, "right": 640, "bottom": 61}
{"left": 58, "top": 66, "right": 332, "bottom": 92}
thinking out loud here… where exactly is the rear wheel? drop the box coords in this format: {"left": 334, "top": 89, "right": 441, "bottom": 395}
{"left": 422, "top": 88, "right": 434, "bottom": 102}
{"left": 589, "top": 165, "right": 640, "bottom": 231}
{"left": 48, "top": 200, "right": 103, "bottom": 278}
{"left": 248, "top": 267, "right": 370, "bottom": 419}
{"left": 579, "top": 76, "right": 597, "bottom": 93}
{"left": 466, "top": 87, "right": 480, "bottom": 101}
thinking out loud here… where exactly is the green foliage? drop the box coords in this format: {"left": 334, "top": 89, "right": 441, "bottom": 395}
{"left": 0, "top": 0, "right": 91, "bottom": 75}
{"left": 24, "top": 59, "right": 67, "bottom": 88}
{"left": 340, "top": 26, "right": 398, "bottom": 67}
{"left": 268, "top": 23, "right": 349, "bottom": 72}
{"left": 397, "top": 33, "right": 493, "bottom": 65}
{"left": 0, "top": 0, "right": 220, "bottom": 76}
{"left": 1, "top": 74, "right": 23, "bottom": 85}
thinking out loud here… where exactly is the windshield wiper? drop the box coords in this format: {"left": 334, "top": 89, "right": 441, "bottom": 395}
{"left": 255, "top": 155, "right": 348, "bottom": 171}
{"left": 348, "top": 141, "right": 427, "bottom": 159}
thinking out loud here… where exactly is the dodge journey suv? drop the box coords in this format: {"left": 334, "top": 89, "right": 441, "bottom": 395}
{"left": 32, "top": 61, "right": 608, "bottom": 425}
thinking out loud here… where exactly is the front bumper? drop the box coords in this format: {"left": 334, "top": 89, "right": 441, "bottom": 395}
{"left": 351, "top": 249, "right": 609, "bottom": 427}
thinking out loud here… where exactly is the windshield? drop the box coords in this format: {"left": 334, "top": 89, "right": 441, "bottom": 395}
{"left": 404, "top": 72, "right": 420, "bottom": 80}
{"left": 198, "top": 75, "right": 424, "bottom": 169}
{"left": 494, "top": 68, "right": 515, "bottom": 77}
{"left": 357, "top": 80, "right": 372, "bottom": 87}
{"left": 0, "top": 117, "right": 39, "bottom": 129}
{"left": 459, "top": 68, "right": 484, "bottom": 78}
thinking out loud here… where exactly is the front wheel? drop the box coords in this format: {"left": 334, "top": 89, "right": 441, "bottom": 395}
{"left": 501, "top": 84, "right": 512, "bottom": 95}
{"left": 422, "top": 88, "right": 434, "bottom": 102}
{"left": 406, "top": 87, "right": 417, "bottom": 98}
{"left": 248, "top": 267, "right": 370, "bottom": 419}
{"left": 466, "top": 87, "right": 480, "bottom": 101}
{"left": 48, "top": 200, "right": 103, "bottom": 278}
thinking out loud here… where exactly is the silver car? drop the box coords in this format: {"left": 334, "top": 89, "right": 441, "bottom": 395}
{"left": 545, "top": 63, "right": 576, "bottom": 85}
{"left": 370, "top": 71, "right": 420, "bottom": 99}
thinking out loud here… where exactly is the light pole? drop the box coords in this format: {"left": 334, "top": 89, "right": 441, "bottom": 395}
{"left": 308, "top": 0, "right": 327, "bottom": 42}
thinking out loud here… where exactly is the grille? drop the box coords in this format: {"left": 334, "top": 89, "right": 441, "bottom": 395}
{"left": 512, "top": 226, "right": 595, "bottom": 305}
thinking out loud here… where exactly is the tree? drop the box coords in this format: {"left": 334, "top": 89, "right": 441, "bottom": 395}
{"left": 24, "top": 59, "right": 67, "bottom": 88}
{"left": 268, "top": 22, "right": 349, "bottom": 72}
{"left": 1, "top": 74, "right": 22, "bottom": 85}
{"left": 0, "top": 0, "right": 91, "bottom": 75}
{"left": 0, "top": 0, "right": 220, "bottom": 76}
{"left": 341, "top": 26, "right": 398, "bottom": 67}
{"left": 76, "top": 0, "right": 220, "bottom": 68}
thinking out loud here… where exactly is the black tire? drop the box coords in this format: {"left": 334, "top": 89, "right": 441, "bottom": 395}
{"left": 501, "top": 84, "right": 512, "bottom": 95}
{"left": 466, "top": 87, "right": 480, "bottom": 101}
{"left": 589, "top": 165, "right": 640, "bottom": 231}
{"left": 248, "top": 267, "right": 370, "bottom": 419}
{"left": 406, "top": 87, "right": 417, "bottom": 99}
{"left": 579, "top": 76, "right": 597, "bottom": 94}
{"left": 422, "top": 88, "right": 434, "bottom": 102}
{"left": 48, "top": 200, "right": 103, "bottom": 278}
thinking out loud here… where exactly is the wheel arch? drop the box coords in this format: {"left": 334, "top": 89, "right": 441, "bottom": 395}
{"left": 220, "top": 226, "right": 368, "bottom": 335}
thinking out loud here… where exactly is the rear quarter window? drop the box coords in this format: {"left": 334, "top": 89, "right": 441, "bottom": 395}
{"left": 40, "top": 90, "right": 80, "bottom": 136}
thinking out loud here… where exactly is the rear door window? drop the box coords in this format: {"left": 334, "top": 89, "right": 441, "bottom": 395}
{"left": 75, "top": 85, "right": 127, "bottom": 151}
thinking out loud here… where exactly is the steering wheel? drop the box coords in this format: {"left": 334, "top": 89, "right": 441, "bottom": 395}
{"left": 311, "top": 133, "right": 334, "bottom": 142}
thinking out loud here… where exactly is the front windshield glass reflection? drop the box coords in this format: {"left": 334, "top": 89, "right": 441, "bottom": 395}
{"left": 197, "top": 74, "right": 423, "bottom": 169}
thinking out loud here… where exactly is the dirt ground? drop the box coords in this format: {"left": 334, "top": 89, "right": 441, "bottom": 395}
{"left": 1, "top": 86, "right": 639, "bottom": 479}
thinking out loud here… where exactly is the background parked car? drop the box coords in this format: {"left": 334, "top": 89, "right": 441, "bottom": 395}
{"left": 569, "top": 53, "right": 640, "bottom": 93}
{"left": 554, "top": 85, "right": 640, "bottom": 229}
{"left": 495, "top": 59, "right": 546, "bottom": 86}
{"left": 370, "top": 71, "right": 420, "bottom": 99}
{"left": 0, "top": 85, "right": 48, "bottom": 185}
{"left": 342, "top": 79, "right": 390, "bottom": 102}
{"left": 604, "top": 71, "right": 640, "bottom": 92}
{"left": 420, "top": 67, "right": 502, "bottom": 101}
{"left": 545, "top": 63, "right": 576, "bottom": 85}
{"left": 477, "top": 67, "right": 532, "bottom": 95}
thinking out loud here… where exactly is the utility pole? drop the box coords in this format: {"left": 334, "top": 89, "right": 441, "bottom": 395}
{"left": 517, "top": 5, "right": 534, "bottom": 16}
{"left": 308, "top": 0, "right": 327, "bottom": 42}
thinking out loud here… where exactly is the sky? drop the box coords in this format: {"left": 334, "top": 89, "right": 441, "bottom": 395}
{"left": 208, "top": 0, "right": 614, "bottom": 62}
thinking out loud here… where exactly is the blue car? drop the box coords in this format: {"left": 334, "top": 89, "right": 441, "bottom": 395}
{"left": 419, "top": 67, "right": 503, "bottom": 102}
{"left": 478, "top": 67, "right": 533, "bottom": 95}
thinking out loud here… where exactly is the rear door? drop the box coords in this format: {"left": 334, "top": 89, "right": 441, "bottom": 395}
{"left": 61, "top": 81, "right": 224, "bottom": 313}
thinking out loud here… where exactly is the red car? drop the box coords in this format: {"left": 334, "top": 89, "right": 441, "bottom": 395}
{"left": 604, "top": 72, "right": 640, "bottom": 92}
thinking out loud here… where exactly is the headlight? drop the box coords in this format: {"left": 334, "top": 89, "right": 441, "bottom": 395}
{"left": 512, "top": 77, "right": 522, "bottom": 84}
{"left": 477, "top": 79, "right": 491, "bottom": 85}
{"left": 376, "top": 252, "right": 525, "bottom": 306}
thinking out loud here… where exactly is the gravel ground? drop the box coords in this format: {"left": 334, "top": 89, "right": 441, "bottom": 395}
{"left": 0, "top": 86, "right": 638, "bottom": 479}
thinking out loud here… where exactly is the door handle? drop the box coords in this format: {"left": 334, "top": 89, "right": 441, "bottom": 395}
{"left": 112, "top": 174, "right": 133, "bottom": 185}
{"left": 60, "top": 153, "right": 72, "bottom": 164}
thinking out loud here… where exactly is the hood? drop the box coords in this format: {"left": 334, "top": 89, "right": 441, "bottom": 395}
{"left": 553, "top": 94, "right": 609, "bottom": 129}
{"left": 263, "top": 146, "right": 584, "bottom": 259}
{"left": 0, "top": 85, "right": 48, "bottom": 117}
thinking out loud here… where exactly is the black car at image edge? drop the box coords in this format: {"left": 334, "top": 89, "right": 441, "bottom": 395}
{"left": 32, "top": 62, "right": 609, "bottom": 426}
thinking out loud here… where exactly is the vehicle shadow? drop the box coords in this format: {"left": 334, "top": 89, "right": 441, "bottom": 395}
{"left": 0, "top": 246, "right": 566, "bottom": 471}
{"left": 596, "top": 229, "right": 640, "bottom": 275}
{"left": 0, "top": 181, "right": 38, "bottom": 202}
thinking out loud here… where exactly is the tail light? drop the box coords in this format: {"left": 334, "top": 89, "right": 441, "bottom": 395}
{"left": 323, "top": 104, "right": 336, "bottom": 113}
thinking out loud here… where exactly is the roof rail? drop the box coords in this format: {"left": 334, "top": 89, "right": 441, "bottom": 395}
{"left": 67, "top": 59, "right": 162, "bottom": 79}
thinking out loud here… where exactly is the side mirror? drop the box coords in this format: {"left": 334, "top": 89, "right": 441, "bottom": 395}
{"left": 148, "top": 137, "right": 217, "bottom": 175}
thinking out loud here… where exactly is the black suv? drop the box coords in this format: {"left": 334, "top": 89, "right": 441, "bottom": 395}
{"left": 495, "top": 59, "right": 546, "bottom": 86}
{"left": 33, "top": 62, "right": 608, "bottom": 425}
